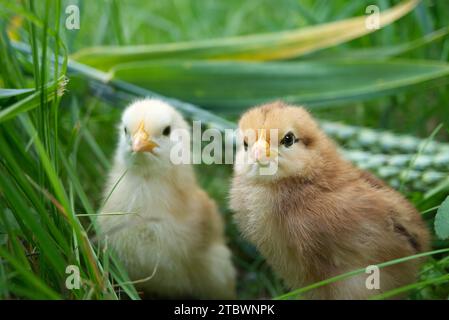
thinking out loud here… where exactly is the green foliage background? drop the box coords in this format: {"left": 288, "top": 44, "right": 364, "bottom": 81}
{"left": 0, "top": 0, "right": 449, "bottom": 299}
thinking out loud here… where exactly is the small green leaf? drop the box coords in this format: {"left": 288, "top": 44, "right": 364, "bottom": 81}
{"left": 435, "top": 196, "right": 449, "bottom": 240}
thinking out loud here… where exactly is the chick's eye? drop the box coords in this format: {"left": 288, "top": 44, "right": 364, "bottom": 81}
{"left": 163, "top": 126, "right": 171, "bottom": 136}
{"left": 243, "top": 140, "right": 248, "bottom": 151}
{"left": 281, "top": 132, "right": 297, "bottom": 148}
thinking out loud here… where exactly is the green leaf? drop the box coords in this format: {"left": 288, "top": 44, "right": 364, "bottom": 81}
{"left": 108, "top": 59, "right": 449, "bottom": 111}
{"left": 305, "top": 27, "right": 449, "bottom": 60}
{"left": 71, "top": 0, "right": 419, "bottom": 70}
{"left": 0, "top": 77, "right": 66, "bottom": 123}
{"left": 0, "top": 88, "right": 34, "bottom": 100}
{"left": 435, "top": 196, "right": 449, "bottom": 240}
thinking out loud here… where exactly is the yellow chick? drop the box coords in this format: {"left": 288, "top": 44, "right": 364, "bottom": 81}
{"left": 98, "top": 99, "right": 236, "bottom": 299}
{"left": 230, "top": 101, "right": 430, "bottom": 299}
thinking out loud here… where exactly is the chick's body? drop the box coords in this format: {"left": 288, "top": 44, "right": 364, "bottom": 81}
{"left": 230, "top": 102, "right": 429, "bottom": 299}
{"left": 98, "top": 99, "right": 235, "bottom": 299}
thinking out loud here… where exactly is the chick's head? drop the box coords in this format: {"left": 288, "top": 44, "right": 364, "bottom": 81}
{"left": 235, "top": 101, "right": 335, "bottom": 181}
{"left": 117, "top": 99, "right": 189, "bottom": 171}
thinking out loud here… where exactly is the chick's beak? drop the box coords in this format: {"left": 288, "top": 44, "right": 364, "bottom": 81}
{"left": 132, "top": 122, "right": 159, "bottom": 153}
{"left": 253, "top": 130, "right": 271, "bottom": 164}
{"left": 253, "top": 139, "right": 270, "bottom": 162}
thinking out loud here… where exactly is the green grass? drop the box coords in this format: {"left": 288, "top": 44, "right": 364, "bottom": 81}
{"left": 0, "top": 0, "right": 449, "bottom": 300}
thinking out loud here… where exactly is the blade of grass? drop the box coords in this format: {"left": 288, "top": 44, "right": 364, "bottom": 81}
{"left": 0, "top": 246, "right": 61, "bottom": 299}
{"left": 0, "top": 76, "right": 66, "bottom": 123}
{"left": 0, "top": 133, "right": 71, "bottom": 252}
{"left": 0, "top": 169, "right": 67, "bottom": 275}
{"left": 18, "top": 114, "right": 106, "bottom": 293}
{"left": 275, "top": 248, "right": 449, "bottom": 300}
{"left": 370, "top": 273, "right": 449, "bottom": 299}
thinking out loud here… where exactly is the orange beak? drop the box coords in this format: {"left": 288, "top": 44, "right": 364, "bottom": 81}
{"left": 253, "top": 130, "right": 271, "bottom": 163}
{"left": 132, "top": 122, "right": 159, "bottom": 153}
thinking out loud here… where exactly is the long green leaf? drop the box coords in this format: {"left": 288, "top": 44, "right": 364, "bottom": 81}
{"left": 71, "top": 0, "right": 419, "bottom": 70}
{"left": 0, "top": 88, "right": 33, "bottom": 100}
{"left": 108, "top": 59, "right": 449, "bottom": 111}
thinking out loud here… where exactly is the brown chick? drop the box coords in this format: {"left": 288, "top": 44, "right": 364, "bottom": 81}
{"left": 230, "top": 101, "right": 430, "bottom": 299}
